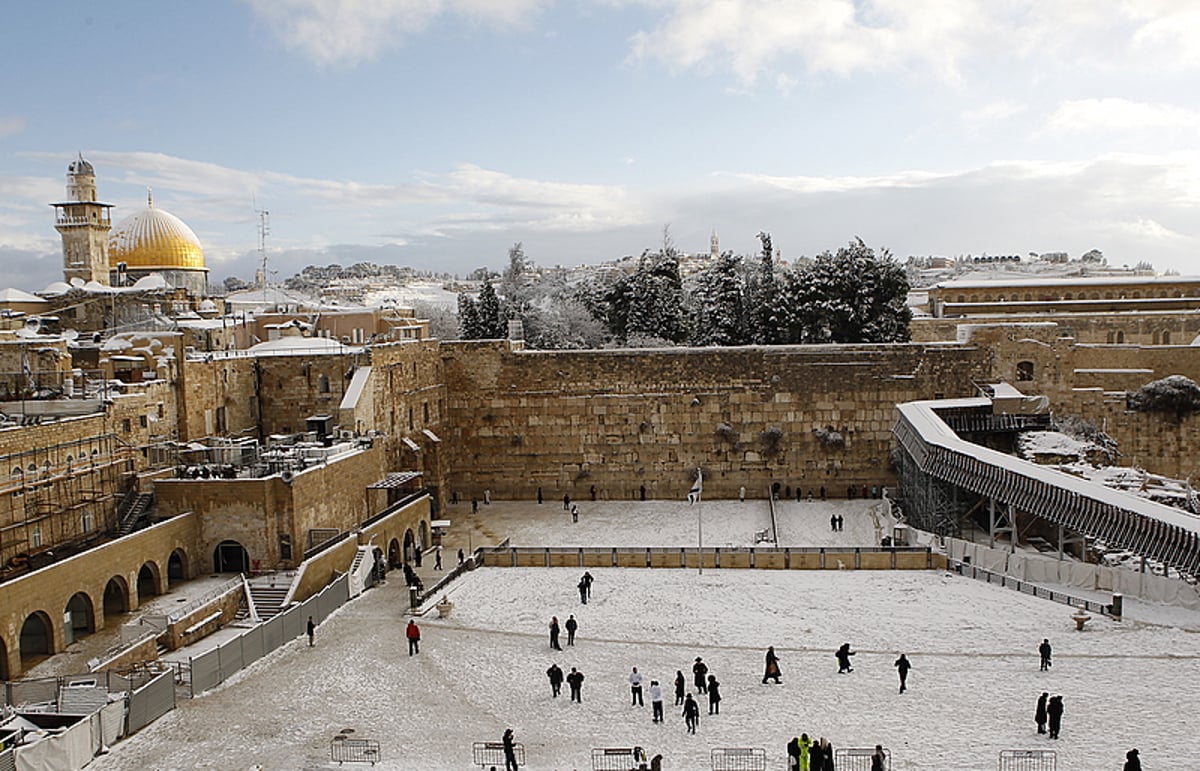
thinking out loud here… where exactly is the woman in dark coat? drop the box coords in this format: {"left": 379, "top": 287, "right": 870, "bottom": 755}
{"left": 1124, "top": 748, "right": 1142, "bottom": 771}
{"left": 1035, "top": 692, "right": 1048, "bottom": 734}
{"left": 674, "top": 670, "right": 686, "bottom": 705}
{"left": 763, "top": 646, "right": 782, "bottom": 684}
{"left": 693, "top": 657, "right": 709, "bottom": 693}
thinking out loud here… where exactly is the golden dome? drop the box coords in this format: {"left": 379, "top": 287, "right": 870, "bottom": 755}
{"left": 109, "top": 200, "right": 205, "bottom": 271}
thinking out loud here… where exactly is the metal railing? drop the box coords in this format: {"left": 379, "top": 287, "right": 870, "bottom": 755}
{"left": 948, "top": 558, "right": 1114, "bottom": 616}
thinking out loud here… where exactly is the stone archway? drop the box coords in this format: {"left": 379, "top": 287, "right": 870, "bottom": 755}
{"left": 104, "top": 575, "right": 130, "bottom": 618}
{"left": 403, "top": 529, "right": 415, "bottom": 563}
{"left": 137, "top": 561, "right": 162, "bottom": 599}
{"left": 213, "top": 540, "right": 250, "bottom": 573}
{"left": 19, "top": 611, "right": 54, "bottom": 664}
{"left": 167, "top": 548, "right": 189, "bottom": 586}
{"left": 63, "top": 592, "right": 95, "bottom": 645}
{"left": 387, "top": 538, "right": 401, "bottom": 568}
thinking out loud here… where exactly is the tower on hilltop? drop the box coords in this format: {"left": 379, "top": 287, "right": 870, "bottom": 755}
{"left": 52, "top": 154, "right": 114, "bottom": 286}
{"left": 710, "top": 229, "right": 719, "bottom": 259}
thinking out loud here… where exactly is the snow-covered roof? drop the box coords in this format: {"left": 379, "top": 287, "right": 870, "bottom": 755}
{"left": 935, "top": 275, "right": 1200, "bottom": 290}
{"left": 898, "top": 398, "right": 1200, "bottom": 535}
{"left": 246, "top": 335, "right": 359, "bottom": 356}
{"left": 0, "top": 287, "right": 48, "bottom": 304}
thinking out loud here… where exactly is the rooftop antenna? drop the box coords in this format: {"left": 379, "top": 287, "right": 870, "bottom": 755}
{"left": 254, "top": 199, "right": 270, "bottom": 296}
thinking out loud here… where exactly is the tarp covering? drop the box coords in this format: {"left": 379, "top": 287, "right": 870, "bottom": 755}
{"left": 14, "top": 717, "right": 91, "bottom": 771}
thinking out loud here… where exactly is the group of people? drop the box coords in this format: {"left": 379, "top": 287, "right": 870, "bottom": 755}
{"left": 786, "top": 734, "right": 837, "bottom": 771}
{"left": 548, "top": 614, "right": 579, "bottom": 650}
{"left": 545, "top": 663, "right": 586, "bottom": 702}
{"left": 828, "top": 513, "right": 845, "bottom": 532}
{"left": 577, "top": 571, "right": 594, "bottom": 603}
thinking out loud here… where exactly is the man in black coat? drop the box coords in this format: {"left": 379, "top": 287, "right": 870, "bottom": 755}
{"left": 546, "top": 664, "right": 563, "bottom": 697}
{"left": 1039, "top": 638, "right": 1053, "bottom": 670}
{"left": 894, "top": 653, "right": 911, "bottom": 693}
{"left": 567, "top": 667, "right": 585, "bottom": 702}
{"left": 565, "top": 614, "right": 578, "bottom": 646}
{"left": 1047, "top": 695, "right": 1064, "bottom": 739}
{"left": 502, "top": 728, "right": 518, "bottom": 771}
{"left": 836, "top": 643, "right": 855, "bottom": 673}
{"left": 692, "top": 657, "right": 708, "bottom": 693}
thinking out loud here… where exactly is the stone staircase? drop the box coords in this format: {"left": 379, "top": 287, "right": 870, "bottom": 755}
{"left": 237, "top": 582, "right": 290, "bottom": 622}
{"left": 116, "top": 492, "right": 155, "bottom": 536}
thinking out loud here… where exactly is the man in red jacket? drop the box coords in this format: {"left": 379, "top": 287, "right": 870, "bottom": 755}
{"left": 406, "top": 620, "right": 421, "bottom": 656}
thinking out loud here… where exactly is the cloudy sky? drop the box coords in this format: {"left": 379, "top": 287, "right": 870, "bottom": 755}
{"left": 2, "top": 1, "right": 1199, "bottom": 290}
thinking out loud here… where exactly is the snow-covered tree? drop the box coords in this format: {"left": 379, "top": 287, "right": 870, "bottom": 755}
{"left": 689, "top": 252, "right": 747, "bottom": 346}
{"left": 749, "top": 232, "right": 783, "bottom": 344}
{"left": 457, "top": 292, "right": 482, "bottom": 339}
{"left": 777, "top": 238, "right": 911, "bottom": 344}
{"left": 1128, "top": 375, "right": 1200, "bottom": 422}
{"left": 476, "top": 278, "right": 507, "bottom": 338}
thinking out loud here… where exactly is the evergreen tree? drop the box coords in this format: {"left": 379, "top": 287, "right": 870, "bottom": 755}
{"left": 750, "top": 232, "right": 783, "bottom": 344}
{"left": 457, "top": 292, "right": 482, "bottom": 339}
{"left": 626, "top": 252, "right": 687, "bottom": 343}
{"left": 690, "top": 252, "right": 747, "bottom": 346}
{"left": 477, "top": 278, "right": 507, "bottom": 338}
{"left": 778, "top": 238, "right": 912, "bottom": 344}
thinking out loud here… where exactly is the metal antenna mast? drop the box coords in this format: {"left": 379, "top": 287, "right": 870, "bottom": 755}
{"left": 255, "top": 206, "right": 270, "bottom": 290}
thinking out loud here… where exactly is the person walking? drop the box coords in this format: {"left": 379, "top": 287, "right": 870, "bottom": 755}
{"left": 502, "top": 728, "right": 518, "bottom": 771}
{"left": 674, "top": 670, "right": 686, "bottom": 705}
{"left": 894, "top": 653, "right": 911, "bottom": 693}
{"left": 1039, "top": 638, "right": 1053, "bottom": 670}
{"left": 434, "top": 544, "right": 443, "bottom": 570}
{"left": 306, "top": 616, "right": 316, "bottom": 647}
{"left": 406, "top": 619, "right": 421, "bottom": 655}
{"left": 836, "top": 514, "right": 844, "bottom": 531}
{"left": 571, "top": 503, "right": 579, "bottom": 523}
{"left": 563, "top": 493, "right": 571, "bottom": 511}
{"left": 1047, "top": 695, "right": 1064, "bottom": 739}
{"left": 472, "top": 498, "right": 479, "bottom": 514}
{"left": 763, "top": 646, "right": 782, "bottom": 684}
{"left": 549, "top": 616, "right": 562, "bottom": 651}
{"left": 836, "top": 643, "right": 855, "bottom": 673}
{"left": 546, "top": 663, "right": 564, "bottom": 697}
{"left": 629, "top": 666, "right": 644, "bottom": 706}
{"left": 649, "top": 679, "right": 664, "bottom": 723}
{"left": 458, "top": 548, "right": 465, "bottom": 565}
{"left": 567, "top": 667, "right": 585, "bottom": 702}
{"left": 582, "top": 572, "right": 594, "bottom": 600}
{"left": 1124, "top": 748, "right": 1142, "bottom": 771}
{"left": 739, "top": 485, "right": 746, "bottom": 502}
{"left": 484, "top": 489, "right": 491, "bottom": 505}
{"left": 1035, "top": 692, "right": 1049, "bottom": 734}
{"left": 682, "top": 693, "right": 700, "bottom": 733}
{"left": 537, "top": 487, "right": 543, "bottom": 504}
{"left": 577, "top": 577, "right": 588, "bottom": 604}
{"left": 830, "top": 513, "right": 838, "bottom": 532}
{"left": 692, "top": 657, "right": 709, "bottom": 693}
{"left": 565, "top": 614, "right": 578, "bottom": 646}
{"left": 706, "top": 675, "right": 721, "bottom": 715}
{"left": 870, "top": 745, "right": 885, "bottom": 771}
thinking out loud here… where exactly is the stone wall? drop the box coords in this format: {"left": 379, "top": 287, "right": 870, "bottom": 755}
{"left": 153, "top": 444, "right": 387, "bottom": 570}
{"left": 440, "top": 342, "right": 992, "bottom": 502}
{"left": 912, "top": 311, "right": 1200, "bottom": 347}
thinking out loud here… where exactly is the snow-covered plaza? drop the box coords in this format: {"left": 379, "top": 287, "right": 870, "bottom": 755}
{"left": 91, "top": 499, "right": 1200, "bottom": 770}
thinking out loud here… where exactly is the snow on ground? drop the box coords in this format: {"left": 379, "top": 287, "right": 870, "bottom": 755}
{"left": 91, "top": 500, "right": 1200, "bottom": 771}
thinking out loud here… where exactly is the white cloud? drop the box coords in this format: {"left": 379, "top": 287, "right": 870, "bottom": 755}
{"left": 0, "top": 116, "right": 25, "bottom": 139}
{"left": 1045, "top": 98, "right": 1200, "bottom": 134}
{"left": 961, "top": 100, "right": 1027, "bottom": 127}
{"left": 624, "top": 1, "right": 1200, "bottom": 85}
{"left": 245, "top": 0, "right": 551, "bottom": 66}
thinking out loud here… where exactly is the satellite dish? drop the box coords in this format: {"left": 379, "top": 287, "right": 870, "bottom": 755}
{"left": 280, "top": 470, "right": 294, "bottom": 484}
{"left": 69, "top": 277, "right": 85, "bottom": 287}
{"left": 62, "top": 329, "right": 79, "bottom": 342}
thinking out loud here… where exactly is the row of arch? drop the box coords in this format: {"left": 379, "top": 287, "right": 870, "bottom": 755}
{"left": 1, "top": 549, "right": 188, "bottom": 680}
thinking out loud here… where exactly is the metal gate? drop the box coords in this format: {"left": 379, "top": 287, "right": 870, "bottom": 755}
{"left": 835, "top": 747, "right": 890, "bottom": 771}
{"left": 330, "top": 737, "right": 381, "bottom": 765}
{"left": 591, "top": 746, "right": 646, "bottom": 770}
{"left": 999, "top": 749, "right": 1056, "bottom": 771}
{"left": 473, "top": 741, "right": 524, "bottom": 768}
{"left": 712, "top": 747, "right": 767, "bottom": 771}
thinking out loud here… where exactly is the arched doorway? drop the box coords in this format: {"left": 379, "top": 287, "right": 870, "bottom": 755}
{"left": 418, "top": 520, "right": 429, "bottom": 552}
{"left": 63, "top": 592, "right": 95, "bottom": 645}
{"left": 213, "top": 540, "right": 250, "bottom": 573}
{"left": 137, "top": 562, "right": 161, "bottom": 599}
{"left": 387, "top": 538, "right": 401, "bottom": 568}
{"left": 20, "top": 611, "right": 54, "bottom": 664}
{"left": 104, "top": 576, "right": 129, "bottom": 618}
{"left": 403, "top": 529, "right": 415, "bottom": 563}
{"left": 167, "top": 548, "right": 188, "bottom": 586}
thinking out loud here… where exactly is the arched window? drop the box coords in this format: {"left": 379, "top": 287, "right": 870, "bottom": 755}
{"left": 1016, "top": 361, "right": 1035, "bottom": 381}
{"left": 1162, "top": 331, "right": 1171, "bottom": 345}
{"left": 318, "top": 374, "right": 330, "bottom": 394}
{"left": 1106, "top": 331, "right": 1115, "bottom": 344}
{"left": 1153, "top": 330, "right": 1161, "bottom": 345}
{"left": 1116, "top": 330, "right": 1125, "bottom": 343}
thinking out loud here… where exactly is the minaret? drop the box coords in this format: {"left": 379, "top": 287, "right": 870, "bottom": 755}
{"left": 710, "top": 229, "right": 719, "bottom": 260}
{"left": 52, "top": 154, "right": 113, "bottom": 285}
